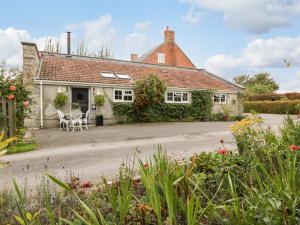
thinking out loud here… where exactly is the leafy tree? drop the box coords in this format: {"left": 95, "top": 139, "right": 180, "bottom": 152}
{"left": 233, "top": 72, "right": 279, "bottom": 95}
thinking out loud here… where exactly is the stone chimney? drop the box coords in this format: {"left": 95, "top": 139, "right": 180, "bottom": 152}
{"left": 131, "top": 53, "right": 138, "bottom": 62}
{"left": 21, "top": 42, "right": 40, "bottom": 87}
{"left": 164, "top": 26, "right": 175, "bottom": 43}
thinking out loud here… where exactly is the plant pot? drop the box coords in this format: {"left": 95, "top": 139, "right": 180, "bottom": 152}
{"left": 96, "top": 115, "right": 103, "bottom": 126}
{"left": 223, "top": 115, "right": 229, "bottom": 121}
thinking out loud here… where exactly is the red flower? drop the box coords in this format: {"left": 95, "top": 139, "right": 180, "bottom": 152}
{"left": 23, "top": 101, "right": 30, "bottom": 107}
{"left": 220, "top": 139, "right": 224, "bottom": 144}
{"left": 7, "top": 94, "right": 15, "bottom": 100}
{"left": 81, "top": 181, "right": 92, "bottom": 189}
{"left": 143, "top": 163, "right": 149, "bottom": 169}
{"left": 289, "top": 145, "right": 299, "bottom": 151}
{"left": 217, "top": 148, "right": 228, "bottom": 155}
{"left": 9, "top": 85, "right": 16, "bottom": 91}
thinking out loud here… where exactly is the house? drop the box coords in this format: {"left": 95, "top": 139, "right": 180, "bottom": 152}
{"left": 21, "top": 27, "right": 243, "bottom": 128}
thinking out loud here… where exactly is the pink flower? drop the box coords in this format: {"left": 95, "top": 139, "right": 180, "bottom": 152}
{"left": 23, "top": 101, "right": 30, "bottom": 107}
{"left": 81, "top": 181, "right": 92, "bottom": 189}
{"left": 9, "top": 85, "right": 16, "bottom": 91}
{"left": 217, "top": 148, "right": 228, "bottom": 155}
{"left": 289, "top": 145, "right": 299, "bottom": 151}
{"left": 7, "top": 94, "right": 15, "bottom": 100}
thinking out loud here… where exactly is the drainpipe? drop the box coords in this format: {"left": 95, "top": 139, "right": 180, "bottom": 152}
{"left": 40, "top": 80, "right": 44, "bottom": 128}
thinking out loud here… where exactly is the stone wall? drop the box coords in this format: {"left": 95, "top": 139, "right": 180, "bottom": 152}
{"left": 212, "top": 93, "right": 243, "bottom": 116}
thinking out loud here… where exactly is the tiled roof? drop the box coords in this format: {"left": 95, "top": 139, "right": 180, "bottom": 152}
{"left": 38, "top": 52, "right": 241, "bottom": 91}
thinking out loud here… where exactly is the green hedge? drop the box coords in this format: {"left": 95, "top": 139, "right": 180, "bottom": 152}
{"left": 113, "top": 90, "right": 214, "bottom": 123}
{"left": 243, "top": 100, "right": 300, "bottom": 114}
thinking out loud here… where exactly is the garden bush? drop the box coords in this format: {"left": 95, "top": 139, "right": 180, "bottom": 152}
{"left": 246, "top": 93, "right": 283, "bottom": 101}
{"left": 243, "top": 100, "right": 300, "bottom": 114}
{"left": 284, "top": 92, "right": 300, "bottom": 100}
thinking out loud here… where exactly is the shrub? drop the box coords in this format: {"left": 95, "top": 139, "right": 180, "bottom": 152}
{"left": 284, "top": 92, "right": 300, "bottom": 100}
{"left": 54, "top": 92, "right": 68, "bottom": 108}
{"left": 247, "top": 93, "right": 283, "bottom": 101}
{"left": 243, "top": 100, "right": 300, "bottom": 114}
{"left": 113, "top": 76, "right": 214, "bottom": 123}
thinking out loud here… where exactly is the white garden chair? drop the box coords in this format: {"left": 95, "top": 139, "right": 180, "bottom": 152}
{"left": 70, "top": 111, "right": 83, "bottom": 132}
{"left": 82, "top": 109, "right": 90, "bottom": 130}
{"left": 57, "top": 110, "right": 69, "bottom": 132}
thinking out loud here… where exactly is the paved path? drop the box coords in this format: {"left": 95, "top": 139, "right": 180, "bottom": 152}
{"left": 0, "top": 114, "right": 293, "bottom": 190}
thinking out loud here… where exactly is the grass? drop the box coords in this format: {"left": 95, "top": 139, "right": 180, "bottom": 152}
{"left": 6, "top": 141, "right": 37, "bottom": 155}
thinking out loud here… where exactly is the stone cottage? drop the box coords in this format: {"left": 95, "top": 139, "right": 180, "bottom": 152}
{"left": 21, "top": 27, "right": 243, "bottom": 128}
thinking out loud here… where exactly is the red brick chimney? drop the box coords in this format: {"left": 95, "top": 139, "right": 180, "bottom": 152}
{"left": 164, "top": 26, "right": 175, "bottom": 43}
{"left": 130, "top": 53, "right": 138, "bottom": 61}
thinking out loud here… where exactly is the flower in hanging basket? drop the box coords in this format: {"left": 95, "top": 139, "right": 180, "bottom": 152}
{"left": 23, "top": 100, "right": 30, "bottom": 107}
{"left": 7, "top": 94, "right": 15, "bottom": 100}
{"left": 9, "top": 85, "right": 16, "bottom": 91}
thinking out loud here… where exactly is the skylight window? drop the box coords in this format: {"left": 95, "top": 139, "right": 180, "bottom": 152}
{"left": 115, "top": 73, "right": 131, "bottom": 79}
{"left": 100, "top": 72, "right": 115, "bottom": 78}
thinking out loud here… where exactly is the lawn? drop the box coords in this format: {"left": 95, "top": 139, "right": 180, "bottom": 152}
{"left": 0, "top": 115, "right": 299, "bottom": 225}
{"left": 6, "top": 141, "right": 37, "bottom": 154}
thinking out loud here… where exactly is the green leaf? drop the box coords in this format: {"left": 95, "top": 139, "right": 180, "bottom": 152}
{"left": 46, "top": 174, "right": 72, "bottom": 192}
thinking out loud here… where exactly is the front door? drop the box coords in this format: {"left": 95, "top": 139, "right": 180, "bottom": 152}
{"left": 72, "top": 88, "right": 89, "bottom": 113}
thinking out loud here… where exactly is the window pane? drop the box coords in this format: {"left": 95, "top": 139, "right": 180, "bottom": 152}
{"left": 114, "top": 90, "right": 122, "bottom": 100}
{"left": 124, "top": 95, "right": 133, "bottom": 101}
{"left": 183, "top": 93, "right": 188, "bottom": 101}
{"left": 221, "top": 94, "right": 226, "bottom": 102}
{"left": 124, "top": 90, "right": 132, "bottom": 95}
{"left": 174, "top": 93, "right": 182, "bottom": 102}
{"left": 167, "top": 92, "right": 173, "bottom": 101}
{"left": 214, "top": 94, "right": 220, "bottom": 102}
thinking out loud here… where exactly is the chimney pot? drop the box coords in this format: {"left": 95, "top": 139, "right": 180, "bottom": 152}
{"left": 67, "top": 31, "right": 71, "bottom": 55}
{"left": 164, "top": 26, "right": 175, "bottom": 43}
{"left": 131, "top": 53, "right": 138, "bottom": 62}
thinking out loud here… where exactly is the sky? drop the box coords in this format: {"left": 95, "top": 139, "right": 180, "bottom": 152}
{"left": 0, "top": 0, "right": 300, "bottom": 92}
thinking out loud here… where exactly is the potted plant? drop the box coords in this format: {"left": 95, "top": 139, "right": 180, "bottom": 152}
{"left": 94, "top": 94, "right": 105, "bottom": 126}
{"left": 54, "top": 92, "right": 68, "bottom": 108}
{"left": 221, "top": 105, "right": 231, "bottom": 121}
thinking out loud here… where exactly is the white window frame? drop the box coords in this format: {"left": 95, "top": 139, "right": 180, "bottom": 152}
{"left": 213, "top": 93, "right": 227, "bottom": 104}
{"left": 165, "top": 91, "right": 189, "bottom": 103}
{"left": 113, "top": 89, "right": 134, "bottom": 102}
{"left": 157, "top": 53, "right": 165, "bottom": 63}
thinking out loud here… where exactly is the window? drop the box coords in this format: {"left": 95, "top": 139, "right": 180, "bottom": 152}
{"left": 100, "top": 72, "right": 115, "bottom": 78}
{"left": 113, "top": 89, "right": 133, "bottom": 102}
{"left": 157, "top": 53, "right": 165, "bottom": 63}
{"left": 214, "top": 94, "right": 226, "bottom": 104}
{"left": 115, "top": 73, "right": 131, "bottom": 79}
{"left": 165, "top": 91, "right": 189, "bottom": 103}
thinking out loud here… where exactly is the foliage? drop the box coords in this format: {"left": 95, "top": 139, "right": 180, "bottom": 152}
{"left": 0, "top": 62, "right": 33, "bottom": 128}
{"left": 95, "top": 94, "right": 105, "bottom": 107}
{"left": 190, "top": 90, "right": 213, "bottom": 120}
{"left": 296, "top": 103, "right": 300, "bottom": 115}
{"left": 285, "top": 92, "right": 300, "bottom": 100}
{"left": 243, "top": 100, "right": 300, "bottom": 114}
{"left": 0, "top": 131, "right": 17, "bottom": 168}
{"left": 247, "top": 93, "right": 283, "bottom": 101}
{"left": 6, "top": 141, "right": 37, "bottom": 155}
{"left": 113, "top": 85, "right": 213, "bottom": 123}
{"left": 133, "top": 75, "right": 166, "bottom": 111}
{"left": 54, "top": 93, "right": 68, "bottom": 108}
{"left": 234, "top": 72, "right": 279, "bottom": 95}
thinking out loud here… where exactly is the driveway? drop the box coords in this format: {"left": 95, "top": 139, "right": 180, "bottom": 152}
{"left": 0, "top": 114, "right": 292, "bottom": 190}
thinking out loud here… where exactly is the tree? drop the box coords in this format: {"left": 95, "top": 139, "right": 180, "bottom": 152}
{"left": 233, "top": 72, "right": 279, "bottom": 95}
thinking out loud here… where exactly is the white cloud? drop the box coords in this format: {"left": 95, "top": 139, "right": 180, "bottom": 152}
{"left": 134, "top": 21, "right": 151, "bottom": 30}
{"left": 205, "top": 35, "right": 300, "bottom": 71}
{"left": 204, "top": 35, "right": 300, "bottom": 91}
{"left": 66, "top": 14, "right": 117, "bottom": 50}
{"left": 182, "top": 6, "right": 204, "bottom": 24}
{"left": 0, "top": 28, "right": 31, "bottom": 66}
{"left": 180, "top": 0, "right": 300, "bottom": 33}
{"left": 124, "top": 32, "right": 153, "bottom": 55}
